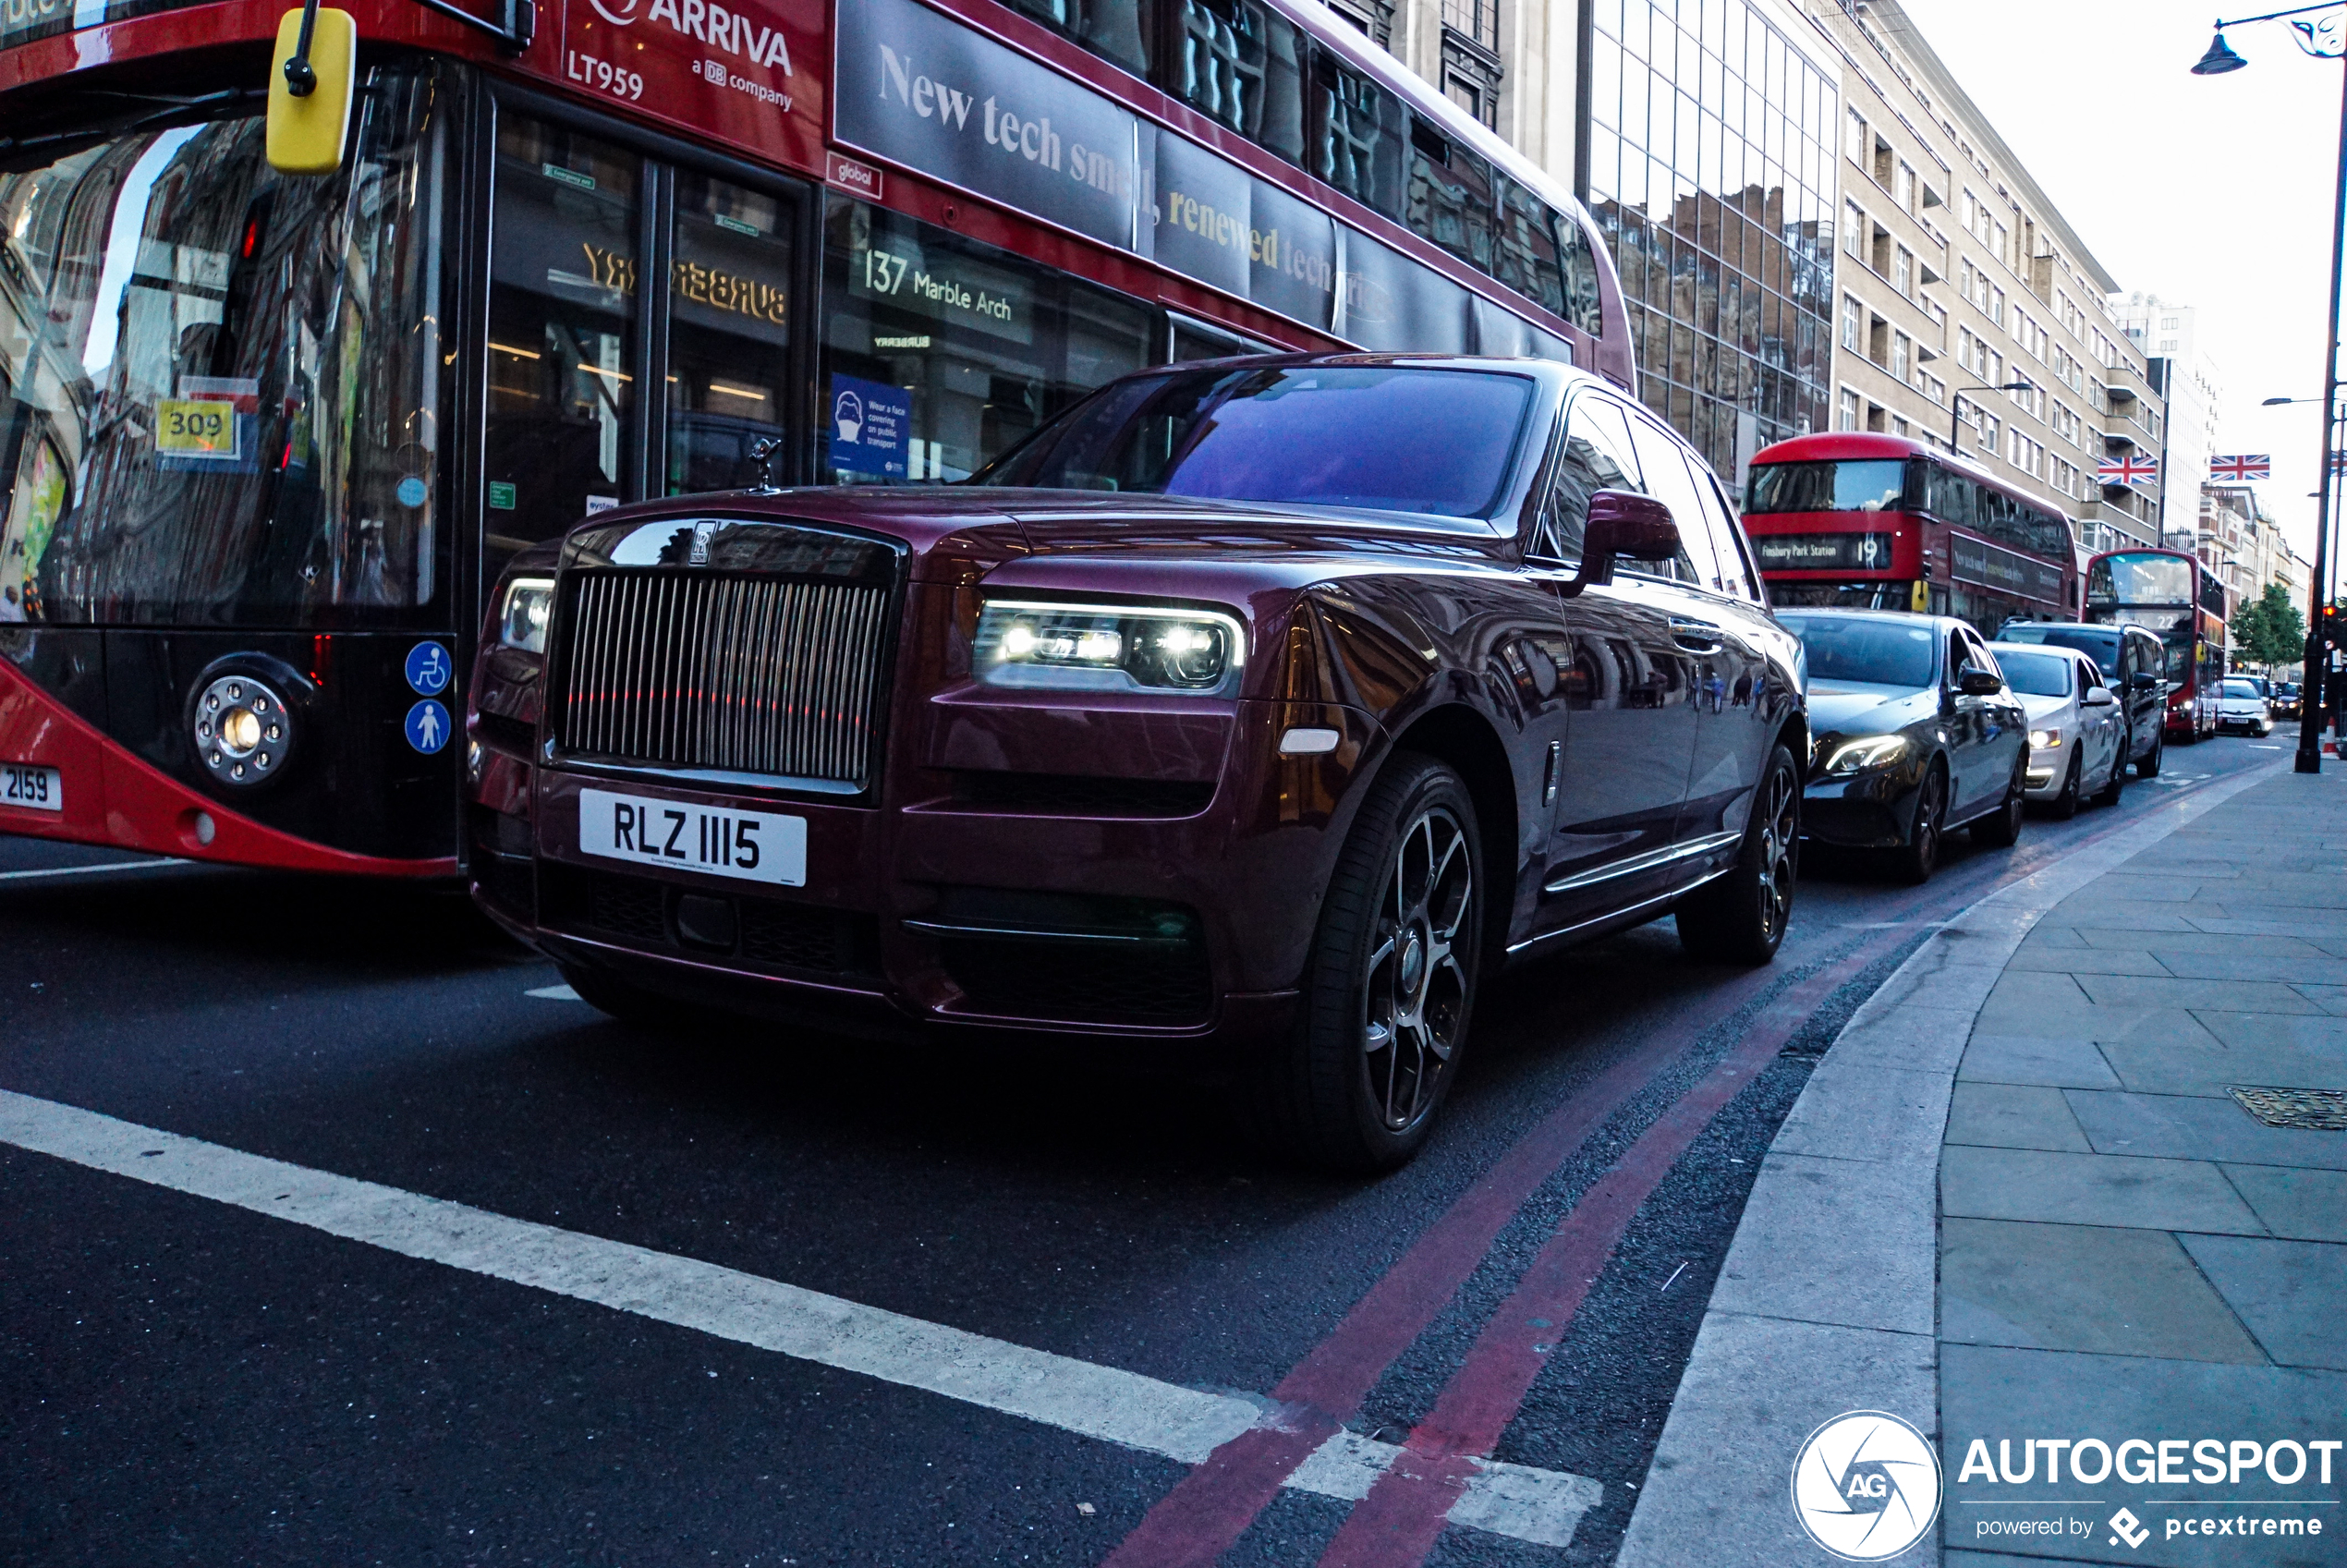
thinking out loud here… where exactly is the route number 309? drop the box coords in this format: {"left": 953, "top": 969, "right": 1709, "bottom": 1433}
{"left": 565, "top": 52, "right": 644, "bottom": 101}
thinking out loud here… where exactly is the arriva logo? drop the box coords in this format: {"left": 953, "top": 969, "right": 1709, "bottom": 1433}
{"left": 583, "top": 0, "right": 793, "bottom": 74}
{"left": 1791, "top": 1411, "right": 1942, "bottom": 1561}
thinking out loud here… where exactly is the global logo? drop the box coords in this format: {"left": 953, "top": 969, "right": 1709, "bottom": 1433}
{"left": 586, "top": 0, "right": 638, "bottom": 25}
{"left": 1791, "top": 1410, "right": 1942, "bottom": 1561}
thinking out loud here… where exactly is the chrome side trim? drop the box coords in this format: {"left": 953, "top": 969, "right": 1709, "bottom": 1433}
{"left": 1507, "top": 861, "right": 1736, "bottom": 956}
{"left": 900, "top": 919, "right": 1189, "bottom": 947}
{"left": 1541, "top": 829, "right": 1742, "bottom": 896}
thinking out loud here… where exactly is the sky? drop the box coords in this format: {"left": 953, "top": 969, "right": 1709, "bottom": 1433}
{"left": 1894, "top": 0, "right": 2341, "bottom": 563}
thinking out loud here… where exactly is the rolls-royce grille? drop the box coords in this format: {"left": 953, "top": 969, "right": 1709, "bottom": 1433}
{"left": 559, "top": 571, "right": 890, "bottom": 785}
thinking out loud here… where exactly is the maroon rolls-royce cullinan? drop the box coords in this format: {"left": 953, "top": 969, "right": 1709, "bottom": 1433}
{"left": 466, "top": 356, "right": 1807, "bottom": 1170}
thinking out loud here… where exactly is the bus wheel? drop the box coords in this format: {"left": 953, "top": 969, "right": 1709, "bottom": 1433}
{"left": 2094, "top": 746, "right": 2126, "bottom": 808}
{"left": 2050, "top": 751, "right": 2082, "bottom": 820}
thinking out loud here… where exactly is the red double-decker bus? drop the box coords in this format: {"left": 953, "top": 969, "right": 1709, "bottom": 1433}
{"left": 2085, "top": 548, "right": 2228, "bottom": 742}
{"left": 1740, "top": 432, "right": 2079, "bottom": 638}
{"left": 0, "top": 0, "right": 1631, "bottom": 874}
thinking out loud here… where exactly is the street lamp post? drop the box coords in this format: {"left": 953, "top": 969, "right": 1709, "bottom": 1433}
{"left": 1950, "top": 380, "right": 2037, "bottom": 452}
{"left": 2260, "top": 392, "right": 2346, "bottom": 700}
{"left": 2197, "top": 5, "right": 2347, "bottom": 772}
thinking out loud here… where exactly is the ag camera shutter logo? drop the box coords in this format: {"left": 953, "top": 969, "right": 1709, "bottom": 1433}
{"left": 1791, "top": 1411, "right": 1941, "bottom": 1561}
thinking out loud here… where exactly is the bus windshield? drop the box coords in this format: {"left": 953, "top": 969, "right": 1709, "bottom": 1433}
{"left": 2088, "top": 552, "right": 2195, "bottom": 609}
{"left": 971, "top": 366, "right": 1537, "bottom": 517}
{"left": 1778, "top": 613, "right": 1938, "bottom": 688}
{"left": 0, "top": 64, "right": 450, "bottom": 627}
{"left": 1743, "top": 459, "right": 1907, "bottom": 514}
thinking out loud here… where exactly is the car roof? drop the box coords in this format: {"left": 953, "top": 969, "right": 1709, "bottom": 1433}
{"left": 1776, "top": 607, "right": 1961, "bottom": 630}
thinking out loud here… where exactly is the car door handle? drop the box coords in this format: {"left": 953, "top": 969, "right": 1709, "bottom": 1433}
{"left": 1669, "top": 617, "right": 1721, "bottom": 652}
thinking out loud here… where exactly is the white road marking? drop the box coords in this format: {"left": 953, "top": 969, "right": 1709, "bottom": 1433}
{"left": 0, "top": 1089, "right": 1599, "bottom": 1550}
{"left": 0, "top": 858, "right": 183, "bottom": 881}
{"left": 525, "top": 984, "right": 582, "bottom": 1001}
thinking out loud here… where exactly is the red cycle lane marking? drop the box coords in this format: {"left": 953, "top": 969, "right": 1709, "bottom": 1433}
{"left": 1106, "top": 763, "right": 2243, "bottom": 1568}
{"left": 1101, "top": 933, "right": 1899, "bottom": 1568}
{"left": 1310, "top": 767, "right": 2268, "bottom": 1567}
{"left": 1309, "top": 960, "right": 1846, "bottom": 1567}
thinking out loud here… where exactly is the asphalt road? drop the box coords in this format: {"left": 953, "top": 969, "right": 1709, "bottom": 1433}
{"left": 0, "top": 733, "right": 2285, "bottom": 1567}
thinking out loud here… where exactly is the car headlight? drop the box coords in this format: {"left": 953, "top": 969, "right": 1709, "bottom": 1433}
{"left": 498, "top": 577, "right": 555, "bottom": 655}
{"left": 974, "top": 600, "right": 1244, "bottom": 695}
{"left": 2028, "top": 728, "right": 2062, "bottom": 749}
{"left": 1823, "top": 735, "right": 1908, "bottom": 774}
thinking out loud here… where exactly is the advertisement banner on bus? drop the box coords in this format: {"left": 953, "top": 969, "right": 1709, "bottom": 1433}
{"left": 1953, "top": 532, "right": 2064, "bottom": 606}
{"left": 555, "top": 0, "right": 824, "bottom": 170}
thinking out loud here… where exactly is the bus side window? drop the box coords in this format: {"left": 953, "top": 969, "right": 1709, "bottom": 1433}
{"left": 1175, "top": 0, "right": 1306, "bottom": 163}
{"left": 1313, "top": 55, "right": 1407, "bottom": 219}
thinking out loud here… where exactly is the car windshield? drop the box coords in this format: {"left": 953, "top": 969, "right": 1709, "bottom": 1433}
{"left": 1779, "top": 614, "right": 1938, "bottom": 687}
{"left": 1743, "top": 458, "right": 1907, "bottom": 514}
{"left": 969, "top": 365, "right": 1537, "bottom": 517}
{"left": 1994, "top": 624, "right": 2121, "bottom": 678}
{"left": 2222, "top": 679, "right": 2263, "bottom": 699}
{"left": 1995, "top": 649, "right": 2073, "bottom": 698}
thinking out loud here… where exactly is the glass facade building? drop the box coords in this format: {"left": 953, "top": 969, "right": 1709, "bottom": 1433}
{"left": 1580, "top": 0, "right": 1836, "bottom": 490}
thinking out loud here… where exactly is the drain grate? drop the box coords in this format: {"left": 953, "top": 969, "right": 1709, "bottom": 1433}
{"left": 2230, "top": 1086, "right": 2347, "bottom": 1131}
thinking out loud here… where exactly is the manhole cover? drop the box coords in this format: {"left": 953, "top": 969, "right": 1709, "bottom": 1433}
{"left": 2230, "top": 1086, "right": 2347, "bottom": 1131}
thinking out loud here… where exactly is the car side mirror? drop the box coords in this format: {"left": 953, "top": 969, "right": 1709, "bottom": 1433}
{"left": 2129, "top": 672, "right": 2160, "bottom": 691}
{"left": 1957, "top": 665, "right": 2003, "bottom": 697}
{"left": 2082, "top": 688, "right": 2117, "bottom": 708}
{"left": 1561, "top": 490, "right": 1679, "bottom": 598}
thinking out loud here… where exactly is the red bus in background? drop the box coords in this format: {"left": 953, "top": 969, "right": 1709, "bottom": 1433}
{"left": 0, "top": 0, "right": 1632, "bottom": 876}
{"left": 2086, "top": 549, "right": 2228, "bottom": 742}
{"left": 1740, "top": 432, "right": 2079, "bottom": 638}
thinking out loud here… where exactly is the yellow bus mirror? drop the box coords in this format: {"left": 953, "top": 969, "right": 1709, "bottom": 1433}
{"left": 265, "top": 6, "right": 357, "bottom": 174}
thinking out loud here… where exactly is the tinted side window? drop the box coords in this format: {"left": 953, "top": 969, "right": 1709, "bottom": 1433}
{"left": 1405, "top": 127, "right": 1496, "bottom": 271}
{"left": 1533, "top": 393, "right": 1642, "bottom": 561}
{"left": 1625, "top": 415, "right": 1719, "bottom": 590}
{"left": 1687, "top": 464, "right": 1758, "bottom": 600}
{"left": 1176, "top": 0, "right": 1307, "bottom": 163}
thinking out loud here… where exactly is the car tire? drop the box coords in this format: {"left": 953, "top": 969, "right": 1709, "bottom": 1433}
{"left": 1251, "top": 753, "right": 1481, "bottom": 1174}
{"left": 1889, "top": 762, "right": 1947, "bottom": 885}
{"left": 2049, "top": 749, "right": 2082, "bottom": 820}
{"left": 1677, "top": 742, "right": 1799, "bottom": 966}
{"left": 2093, "top": 743, "right": 2126, "bottom": 808}
{"left": 1972, "top": 755, "right": 2026, "bottom": 848}
{"left": 558, "top": 962, "right": 676, "bottom": 1028}
{"left": 2137, "top": 729, "right": 2163, "bottom": 778}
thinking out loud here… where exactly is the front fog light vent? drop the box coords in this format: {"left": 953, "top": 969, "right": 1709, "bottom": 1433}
{"left": 194, "top": 674, "right": 294, "bottom": 785}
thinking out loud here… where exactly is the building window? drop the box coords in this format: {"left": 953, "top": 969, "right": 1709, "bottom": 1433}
{"left": 1839, "top": 387, "right": 1861, "bottom": 432}
{"left": 1892, "top": 332, "right": 1911, "bottom": 381}
{"left": 1844, "top": 200, "right": 1864, "bottom": 260}
{"left": 1897, "top": 162, "right": 1915, "bottom": 211}
{"left": 1848, "top": 108, "right": 1869, "bottom": 163}
{"left": 1842, "top": 293, "right": 1863, "bottom": 353}
{"left": 2161, "top": 315, "right": 2179, "bottom": 330}
{"left": 1439, "top": 0, "right": 1501, "bottom": 128}
{"left": 1894, "top": 247, "right": 1913, "bottom": 297}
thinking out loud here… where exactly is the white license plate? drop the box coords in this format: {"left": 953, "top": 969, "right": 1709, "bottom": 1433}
{"left": 578, "top": 787, "right": 805, "bottom": 887}
{"left": 0, "top": 763, "right": 62, "bottom": 812}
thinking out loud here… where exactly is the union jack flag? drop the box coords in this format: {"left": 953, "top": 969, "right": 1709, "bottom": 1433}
{"left": 2098, "top": 453, "right": 2160, "bottom": 485}
{"left": 2209, "top": 454, "right": 2271, "bottom": 481}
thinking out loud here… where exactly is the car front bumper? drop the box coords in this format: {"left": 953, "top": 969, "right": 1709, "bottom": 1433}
{"left": 1802, "top": 764, "right": 1924, "bottom": 849}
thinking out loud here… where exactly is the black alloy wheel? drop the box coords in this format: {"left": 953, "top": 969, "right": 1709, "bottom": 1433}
{"left": 2093, "top": 741, "right": 2126, "bottom": 808}
{"left": 1255, "top": 754, "right": 1482, "bottom": 1173}
{"left": 2049, "top": 749, "right": 2082, "bottom": 820}
{"left": 1972, "top": 754, "right": 2026, "bottom": 848}
{"left": 1891, "top": 763, "right": 1947, "bottom": 885}
{"left": 2137, "top": 728, "right": 2164, "bottom": 778}
{"left": 1677, "top": 742, "right": 1799, "bottom": 965}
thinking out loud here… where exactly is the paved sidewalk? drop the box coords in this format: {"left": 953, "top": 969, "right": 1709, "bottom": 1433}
{"left": 1622, "top": 758, "right": 2347, "bottom": 1568}
{"left": 1942, "top": 766, "right": 2347, "bottom": 1566}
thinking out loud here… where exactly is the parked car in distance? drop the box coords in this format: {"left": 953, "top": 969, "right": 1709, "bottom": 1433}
{"left": 466, "top": 355, "right": 1809, "bottom": 1173}
{"left": 2274, "top": 681, "right": 2303, "bottom": 720}
{"left": 1995, "top": 620, "right": 2167, "bottom": 779}
{"left": 1778, "top": 609, "right": 2028, "bottom": 882}
{"left": 1989, "top": 641, "right": 2127, "bottom": 817}
{"left": 2216, "top": 676, "right": 2274, "bottom": 736}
